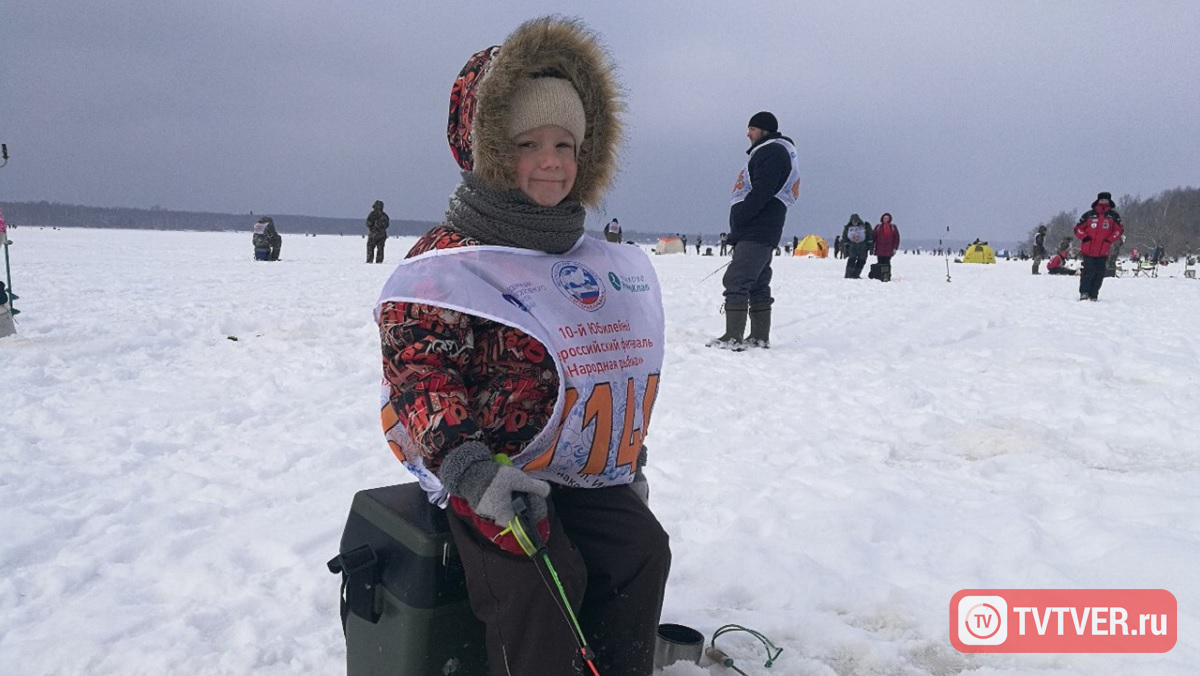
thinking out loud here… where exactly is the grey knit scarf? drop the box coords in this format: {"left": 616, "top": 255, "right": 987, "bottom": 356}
{"left": 444, "top": 172, "right": 585, "bottom": 254}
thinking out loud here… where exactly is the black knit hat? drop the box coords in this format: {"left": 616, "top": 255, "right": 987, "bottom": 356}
{"left": 748, "top": 111, "right": 778, "bottom": 133}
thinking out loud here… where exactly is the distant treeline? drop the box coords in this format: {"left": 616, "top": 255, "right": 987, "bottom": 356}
{"left": 3, "top": 200, "right": 667, "bottom": 243}
{"left": 1, "top": 200, "right": 438, "bottom": 236}
{"left": 4, "top": 199, "right": 1009, "bottom": 251}
{"left": 1026, "top": 187, "right": 1200, "bottom": 257}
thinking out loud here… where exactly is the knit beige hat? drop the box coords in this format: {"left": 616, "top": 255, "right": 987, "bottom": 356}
{"left": 506, "top": 77, "right": 586, "bottom": 148}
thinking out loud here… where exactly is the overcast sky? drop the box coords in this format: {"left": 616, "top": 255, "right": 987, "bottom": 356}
{"left": 4, "top": 1, "right": 1199, "bottom": 242}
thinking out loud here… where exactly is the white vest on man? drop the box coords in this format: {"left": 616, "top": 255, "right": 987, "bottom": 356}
{"left": 845, "top": 223, "right": 868, "bottom": 244}
{"left": 376, "top": 237, "right": 665, "bottom": 504}
{"left": 730, "top": 138, "right": 801, "bottom": 208}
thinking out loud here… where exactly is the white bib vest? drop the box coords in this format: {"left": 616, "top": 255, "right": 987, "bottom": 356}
{"left": 845, "top": 224, "right": 868, "bottom": 244}
{"left": 376, "top": 237, "right": 665, "bottom": 504}
{"left": 730, "top": 138, "right": 801, "bottom": 208}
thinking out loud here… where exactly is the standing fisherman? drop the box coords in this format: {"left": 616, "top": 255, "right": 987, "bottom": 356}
{"left": 1031, "top": 225, "right": 1047, "bottom": 274}
{"left": 603, "top": 217, "right": 622, "bottom": 243}
{"left": 709, "top": 111, "right": 800, "bottom": 349}
{"left": 366, "top": 200, "right": 390, "bottom": 263}
{"left": 841, "top": 213, "right": 873, "bottom": 279}
{"left": 1074, "top": 191, "right": 1123, "bottom": 301}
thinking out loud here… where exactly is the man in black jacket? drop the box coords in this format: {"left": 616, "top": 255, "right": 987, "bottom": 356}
{"left": 1031, "top": 225, "right": 1047, "bottom": 275}
{"left": 709, "top": 111, "right": 800, "bottom": 349}
{"left": 842, "top": 214, "right": 872, "bottom": 278}
{"left": 366, "top": 200, "right": 390, "bottom": 263}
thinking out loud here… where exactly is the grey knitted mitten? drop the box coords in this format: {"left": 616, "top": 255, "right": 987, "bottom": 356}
{"left": 440, "top": 441, "right": 550, "bottom": 525}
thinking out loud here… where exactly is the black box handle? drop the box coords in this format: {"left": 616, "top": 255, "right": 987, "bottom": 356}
{"left": 328, "top": 544, "right": 382, "bottom": 630}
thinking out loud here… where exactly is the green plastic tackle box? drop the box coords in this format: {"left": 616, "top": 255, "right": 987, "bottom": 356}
{"left": 330, "top": 482, "right": 486, "bottom": 675}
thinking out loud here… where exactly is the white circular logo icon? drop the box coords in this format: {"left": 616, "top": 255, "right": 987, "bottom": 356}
{"left": 957, "top": 595, "right": 1008, "bottom": 645}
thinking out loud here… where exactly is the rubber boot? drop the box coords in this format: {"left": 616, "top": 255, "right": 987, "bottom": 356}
{"left": 747, "top": 304, "right": 771, "bottom": 348}
{"left": 707, "top": 304, "right": 748, "bottom": 350}
{"left": 882, "top": 264, "right": 892, "bottom": 283}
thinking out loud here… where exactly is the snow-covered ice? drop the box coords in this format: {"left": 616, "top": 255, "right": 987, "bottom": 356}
{"left": 1, "top": 227, "right": 1196, "bottom": 675}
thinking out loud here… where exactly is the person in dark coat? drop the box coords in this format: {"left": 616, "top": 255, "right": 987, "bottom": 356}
{"left": 366, "top": 200, "right": 390, "bottom": 263}
{"left": 267, "top": 219, "right": 283, "bottom": 260}
{"left": 1031, "top": 225, "right": 1047, "bottom": 275}
{"left": 709, "top": 111, "right": 800, "bottom": 350}
{"left": 1106, "top": 234, "right": 1125, "bottom": 277}
{"left": 833, "top": 234, "right": 842, "bottom": 259}
{"left": 719, "top": 232, "right": 728, "bottom": 256}
{"left": 1074, "top": 191, "right": 1124, "bottom": 300}
{"left": 603, "top": 218, "right": 622, "bottom": 242}
{"left": 252, "top": 217, "right": 280, "bottom": 261}
{"left": 841, "top": 213, "right": 873, "bottom": 278}
{"left": 871, "top": 212, "right": 900, "bottom": 282}
{"left": 1058, "top": 236, "right": 1073, "bottom": 256}
{"left": 252, "top": 221, "right": 269, "bottom": 260}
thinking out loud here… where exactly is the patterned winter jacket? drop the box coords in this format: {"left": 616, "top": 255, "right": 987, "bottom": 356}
{"left": 378, "top": 225, "right": 559, "bottom": 546}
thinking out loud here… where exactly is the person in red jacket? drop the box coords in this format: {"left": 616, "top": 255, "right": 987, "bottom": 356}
{"left": 1074, "top": 191, "right": 1124, "bottom": 300}
{"left": 1046, "top": 248, "right": 1076, "bottom": 275}
{"left": 872, "top": 212, "right": 901, "bottom": 282}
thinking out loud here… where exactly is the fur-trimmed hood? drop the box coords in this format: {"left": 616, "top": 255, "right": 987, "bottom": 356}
{"left": 460, "top": 17, "right": 624, "bottom": 207}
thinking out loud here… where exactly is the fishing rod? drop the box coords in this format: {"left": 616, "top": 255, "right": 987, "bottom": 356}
{"left": 700, "top": 260, "right": 731, "bottom": 283}
{"left": 508, "top": 494, "right": 602, "bottom": 676}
